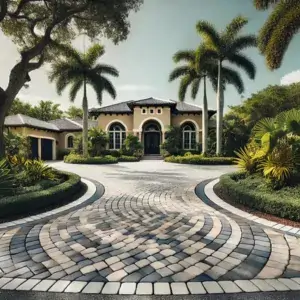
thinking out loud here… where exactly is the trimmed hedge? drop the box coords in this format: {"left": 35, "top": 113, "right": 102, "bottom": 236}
{"left": 217, "top": 172, "right": 300, "bottom": 221}
{"left": 0, "top": 171, "right": 81, "bottom": 219}
{"left": 64, "top": 154, "right": 118, "bottom": 164}
{"left": 118, "top": 156, "right": 140, "bottom": 162}
{"left": 165, "top": 155, "right": 235, "bottom": 165}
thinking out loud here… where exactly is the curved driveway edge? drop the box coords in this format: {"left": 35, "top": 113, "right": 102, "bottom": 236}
{"left": 203, "top": 179, "right": 300, "bottom": 237}
{"left": 0, "top": 178, "right": 103, "bottom": 230}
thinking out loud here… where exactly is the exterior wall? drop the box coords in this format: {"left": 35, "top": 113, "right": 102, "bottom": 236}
{"left": 171, "top": 114, "right": 203, "bottom": 143}
{"left": 57, "top": 131, "right": 81, "bottom": 150}
{"left": 98, "top": 114, "right": 134, "bottom": 134}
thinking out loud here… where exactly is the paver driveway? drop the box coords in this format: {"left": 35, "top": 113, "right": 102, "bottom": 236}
{"left": 1, "top": 160, "right": 300, "bottom": 295}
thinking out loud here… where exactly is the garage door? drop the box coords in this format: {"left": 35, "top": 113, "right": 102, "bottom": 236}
{"left": 41, "top": 139, "right": 53, "bottom": 161}
{"left": 30, "top": 137, "right": 39, "bottom": 160}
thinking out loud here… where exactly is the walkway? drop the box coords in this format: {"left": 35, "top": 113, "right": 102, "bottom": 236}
{"left": 0, "top": 161, "right": 300, "bottom": 297}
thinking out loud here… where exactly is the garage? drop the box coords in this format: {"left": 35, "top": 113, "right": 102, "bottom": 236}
{"left": 41, "top": 138, "right": 53, "bottom": 160}
{"left": 30, "top": 137, "right": 39, "bottom": 160}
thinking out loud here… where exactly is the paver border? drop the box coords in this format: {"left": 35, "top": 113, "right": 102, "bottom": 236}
{"left": 204, "top": 178, "right": 300, "bottom": 236}
{"left": 0, "top": 178, "right": 104, "bottom": 230}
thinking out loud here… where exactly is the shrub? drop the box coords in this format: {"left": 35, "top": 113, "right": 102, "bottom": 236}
{"left": 122, "top": 134, "right": 143, "bottom": 157}
{"left": 57, "top": 148, "right": 71, "bottom": 160}
{"left": 118, "top": 156, "right": 140, "bottom": 162}
{"left": 161, "top": 126, "right": 182, "bottom": 155}
{"left": 4, "top": 132, "right": 31, "bottom": 158}
{"left": 0, "top": 159, "right": 17, "bottom": 197}
{"left": 89, "top": 128, "right": 108, "bottom": 156}
{"left": 99, "top": 150, "right": 121, "bottom": 157}
{"left": 64, "top": 153, "right": 118, "bottom": 164}
{"left": 217, "top": 172, "right": 300, "bottom": 221}
{"left": 165, "top": 155, "right": 235, "bottom": 165}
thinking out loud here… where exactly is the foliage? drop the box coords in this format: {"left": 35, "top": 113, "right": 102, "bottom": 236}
{"left": 0, "top": 159, "right": 16, "bottom": 197}
{"left": 161, "top": 126, "right": 183, "bottom": 156}
{"left": 217, "top": 172, "right": 300, "bottom": 221}
{"left": 57, "top": 149, "right": 71, "bottom": 161}
{"left": 7, "top": 99, "right": 32, "bottom": 116}
{"left": 234, "top": 144, "right": 260, "bottom": 174}
{"left": 88, "top": 128, "right": 108, "bottom": 157}
{"left": 64, "top": 154, "right": 118, "bottom": 164}
{"left": 100, "top": 150, "right": 122, "bottom": 158}
{"left": 165, "top": 155, "right": 235, "bottom": 165}
{"left": 4, "top": 131, "right": 31, "bottom": 158}
{"left": 0, "top": 171, "right": 81, "bottom": 219}
{"left": 118, "top": 156, "right": 140, "bottom": 162}
{"left": 65, "top": 106, "right": 83, "bottom": 119}
{"left": 122, "top": 134, "right": 143, "bottom": 157}
{"left": 253, "top": 0, "right": 300, "bottom": 70}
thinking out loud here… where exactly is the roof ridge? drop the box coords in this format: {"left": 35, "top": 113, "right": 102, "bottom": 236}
{"left": 65, "top": 117, "right": 83, "bottom": 128}
{"left": 17, "top": 114, "right": 25, "bottom": 125}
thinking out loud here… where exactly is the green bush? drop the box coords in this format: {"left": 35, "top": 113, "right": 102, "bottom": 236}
{"left": 99, "top": 150, "right": 121, "bottom": 157}
{"left": 57, "top": 148, "right": 71, "bottom": 160}
{"left": 217, "top": 172, "right": 300, "bottom": 221}
{"left": 161, "top": 126, "right": 182, "bottom": 156}
{"left": 4, "top": 132, "right": 31, "bottom": 158}
{"left": 122, "top": 134, "right": 143, "bottom": 157}
{"left": 118, "top": 156, "right": 140, "bottom": 162}
{"left": 165, "top": 155, "right": 236, "bottom": 165}
{"left": 0, "top": 171, "right": 81, "bottom": 219}
{"left": 0, "top": 159, "right": 17, "bottom": 197}
{"left": 89, "top": 128, "right": 108, "bottom": 156}
{"left": 64, "top": 153, "right": 118, "bottom": 164}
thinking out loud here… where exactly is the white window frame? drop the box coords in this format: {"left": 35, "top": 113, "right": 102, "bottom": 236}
{"left": 157, "top": 107, "right": 162, "bottom": 114}
{"left": 182, "top": 125, "right": 196, "bottom": 150}
{"left": 149, "top": 108, "right": 155, "bottom": 115}
{"left": 65, "top": 133, "right": 75, "bottom": 149}
{"left": 141, "top": 107, "right": 147, "bottom": 115}
{"left": 109, "top": 124, "right": 126, "bottom": 150}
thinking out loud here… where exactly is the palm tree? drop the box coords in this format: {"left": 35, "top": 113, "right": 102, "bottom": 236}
{"left": 49, "top": 44, "right": 119, "bottom": 157}
{"left": 196, "top": 16, "right": 256, "bottom": 155}
{"left": 169, "top": 45, "right": 244, "bottom": 154}
{"left": 254, "top": 0, "right": 300, "bottom": 70}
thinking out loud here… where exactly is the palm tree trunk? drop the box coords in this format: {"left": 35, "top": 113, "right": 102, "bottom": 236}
{"left": 216, "top": 60, "right": 224, "bottom": 155}
{"left": 202, "top": 75, "right": 208, "bottom": 155}
{"left": 82, "top": 79, "right": 89, "bottom": 157}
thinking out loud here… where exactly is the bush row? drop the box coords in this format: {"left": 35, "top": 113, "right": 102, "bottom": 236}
{"left": 64, "top": 154, "right": 140, "bottom": 164}
{"left": 165, "top": 155, "right": 236, "bottom": 165}
{"left": 217, "top": 172, "right": 300, "bottom": 221}
{"left": 0, "top": 171, "right": 82, "bottom": 219}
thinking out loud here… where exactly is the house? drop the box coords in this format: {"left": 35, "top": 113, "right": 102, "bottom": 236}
{"left": 4, "top": 97, "right": 216, "bottom": 160}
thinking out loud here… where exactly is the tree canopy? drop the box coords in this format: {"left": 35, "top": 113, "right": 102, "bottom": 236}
{"left": 66, "top": 106, "right": 83, "bottom": 119}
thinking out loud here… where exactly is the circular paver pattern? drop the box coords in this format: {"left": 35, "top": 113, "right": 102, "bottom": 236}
{"left": 1, "top": 161, "right": 300, "bottom": 295}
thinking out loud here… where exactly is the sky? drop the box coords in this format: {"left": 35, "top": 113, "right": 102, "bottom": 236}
{"left": 1, "top": 0, "right": 300, "bottom": 112}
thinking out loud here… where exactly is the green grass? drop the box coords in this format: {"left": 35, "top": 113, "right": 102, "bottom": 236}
{"left": 217, "top": 172, "right": 300, "bottom": 221}
{"left": 165, "top": 155, "right": 236, "bottom": 165}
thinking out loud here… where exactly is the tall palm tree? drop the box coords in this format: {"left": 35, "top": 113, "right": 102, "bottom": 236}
{"left": 196, "top": 16, "right": 257, "bottom": 155}
{"left": 254, "top": 0, "right": 300, "bottom": 70}
{"left": 169, "top": 45, "right": 244, "bottom": 154}
{"left": 49, "top": 44, "right": 119, "bottom": 157}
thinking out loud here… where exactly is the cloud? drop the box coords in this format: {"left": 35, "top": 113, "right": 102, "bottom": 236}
{"left": 118, "top": 84, "right": 155, "bottom": 92}
{"left": 281, "top": 70, "right": 300, "bottom": 85}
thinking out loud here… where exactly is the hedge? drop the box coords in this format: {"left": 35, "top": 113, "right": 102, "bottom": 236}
{"left": 217, "top": 172, "right": 300, "bottom": 221}
{"left": 0, "top": 171, "right": 82, "bottom": 219}
{"left": 118, "top": 155, "right": 140, "bottom": 162}
{"left": 64, "top": 154, "right": 118, "bottom": 164}
{"left": 165, "top": 155, "right": 236, "bottom": 165}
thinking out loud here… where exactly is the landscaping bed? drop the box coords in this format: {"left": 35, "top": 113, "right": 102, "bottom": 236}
{"left": 0, "top": 171, "right": 84, "bottom": 221}
{"left": 216, "top": 172, "right": 300, "bottom": 222}
{"left": 165, "top": 155, "right": 235, "bottom": 165}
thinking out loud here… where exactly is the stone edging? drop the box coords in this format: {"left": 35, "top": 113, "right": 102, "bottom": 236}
{"left": 0, "top": 178, "right": 98, "bottom": 230}
{"left": 205, "top": 179, "right": 300, "bottom": 236}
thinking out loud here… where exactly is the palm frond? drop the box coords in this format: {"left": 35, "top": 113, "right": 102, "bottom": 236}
{"left": 227, "top": 53, "right": 256, "bottom": 79}
{"left": 229, "top": 35, "right": 257, "bottom": 53}
{"left": 262, "top": 5, "right": 300, "bottom": 70}
{"left": 93, "top": 64, "right": 119, "bottom": 77}
{"left": 173, "top": 50, "right": 195, "bottom": 63}
{"left": 51, "top": 42, "right": 83, "bottom": 65}
{"left": 253, "top": 117, "right": 277, "bottom": 139}
{"left": 69, "top": 80, "right": 83, "bottom": 102}
{"left": 169, "top": 66, "right": 191, "bottom": 82}
{"left": 221, "top": 66, "right": 245, "bottom": 94}
{"left": 254, "top": 0, "right": 281, "bottom": 10}
{"left": 178, "top": 75, "right": 193, "bottom": 102}
{"left": 191, "top": 77, "right": 201, "bottom": 100}
{"left": 222, "top": 15, "right": 248, "bottom": 42}
{"left": 84, "top": 44, "right": 105, "bottom": 67}
{"left": 196, "top": 21, "right": 221, "bottom": 50}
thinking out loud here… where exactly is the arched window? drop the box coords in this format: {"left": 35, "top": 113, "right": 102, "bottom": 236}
{"left": 182, "top": 123, "right": 196, "bottom": 150}
{"left": 66, "top": 135, "right": 74, "bottom": 148}
{"left": 109, "top": 123, "right": 126, "bottom": 150}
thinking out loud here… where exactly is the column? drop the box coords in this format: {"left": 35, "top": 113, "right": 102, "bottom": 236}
{"left": 52, "top": 140, "right": 56, "bottom": 160}
{"left": 38, "top": 138, "right": 42, "bottom": 160}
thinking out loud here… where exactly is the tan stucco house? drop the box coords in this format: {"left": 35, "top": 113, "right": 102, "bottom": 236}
{"left": 4, "top": 97, "right": 216, "bottom": 159}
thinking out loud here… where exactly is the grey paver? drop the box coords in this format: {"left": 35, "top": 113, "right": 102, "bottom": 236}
{"left": 278, "top": 278, "right": 300, "bottom": 290}
{"left": 265, "top": 279, "right": 290, "bottom": 291}
{"left": 49, "top": 280, "right": 71, "bottom": 293}
{"left": 219, "top": 281, "right": 242, "bottom": 293}
{"left": 251, "top": 279, "right": 275, "bottom": 292}
{"left": 82, "top": 282, "right": 104, "bottom": 294}
{"left": 101, "top": 282, "right": 120, "bottom": 294}
{"left": 0, "top": 278, "right": 13, "bottom": 288}
{"left": 17, "top": 279, "right": 41, "bottom": 291}
{"left": 2, "top": 278, "right": 26, "bottom": 290}
{"left": 235, "top": 280, "right": 260, "bottom": 292}
{"left": 119, "top": 283, "right": 136, "bottom": 294}
{"left": 136, "top": 282, "right": 153, "bottom": 295}
{"left": 33, "top": 280, "right": 56, "bottom": 292}
{"left": 171, "top": 282, "right": 189, "bottom": 295}
{"left": 154, "top": 282, "right": 171, "bottom": 295}
{"left": 64, "top": 281, "right": 87, "bottom": 293}
{"left": 203, "top": 281, "right": 223, "bottom": 294}
{"left": 187, "top": 282, "right": 206, "bottom": 294}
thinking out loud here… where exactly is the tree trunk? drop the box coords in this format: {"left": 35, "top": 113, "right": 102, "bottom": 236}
{"left": 202, "top": 76, "right": 208, "bottom": 155}
{"left": 216, "top": 60, "right": 224, "bottom": 155}
{"left": 0, "top": 101, "right": 6, "bottom": 159}
{"left": 82, "top": 80, "right": 89, "bottom": 157}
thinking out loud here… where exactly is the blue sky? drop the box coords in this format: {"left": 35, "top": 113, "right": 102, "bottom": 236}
{"left": 1, "top": 0, "right": 300, "bottom": 111}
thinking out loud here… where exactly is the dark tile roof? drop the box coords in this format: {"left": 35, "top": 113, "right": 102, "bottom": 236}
{"left": 5, "top": 114, "right": 60, "bottom": 131}
{"left": 89, "top": 97, "right": 216, "bottom": 114}
{"left": 49, "top": 118, "right": 82, "bottom": 131}
{"left": 71, "top": 119, "right": 98, "bottom": 129}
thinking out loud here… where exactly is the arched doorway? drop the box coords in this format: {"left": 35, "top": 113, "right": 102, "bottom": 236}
{"left": 143, "top": 121, "right": 161, "bottom": 155}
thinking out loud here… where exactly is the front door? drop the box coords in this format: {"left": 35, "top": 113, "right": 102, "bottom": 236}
{"left": 144, "top": 132, "right": 160, "bottom": 154}
{"left": 41, "top": 139, "right": 53, "bottom": 160}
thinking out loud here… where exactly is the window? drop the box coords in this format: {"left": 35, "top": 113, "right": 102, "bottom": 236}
{"left": 142, "top": 108, "right": 147, "bottom": 114}
{"left": 66, "top": 135, "right": 74, "bottom": 148}
{"left": 182, "top": 123, "right": 196, "bottom": 150}
{"left": 109, "top": 123, "right": 126, "bottom": 150}
{"left": 157, "top": 108, "right": 162, "bottom": 114}
{"left": 149, "top": 109, "right": 154, "bottom": 114}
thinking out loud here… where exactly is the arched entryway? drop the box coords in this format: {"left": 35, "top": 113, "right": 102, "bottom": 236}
{"left": 143, "top": 121, "right": 161, "bottom": 155}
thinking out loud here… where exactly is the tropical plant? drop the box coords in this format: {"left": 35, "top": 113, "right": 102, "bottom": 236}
{"left": 169, "top": 45, "right": 244, "bottom": 154}
{"left": 66, "top": 106, "right": 83, "bottom": 119}
{"left": 254, "top": 0, "right": 300, "bottom": 70}
{"left": 88, "top": 128, "right": 108, "bottom": 157}
{"left": 4, "top": 132, "right": 31, "bottom": 158}
{"left": 49, "top": 43, "right": 119, "bottom": 157}
{"left": 122, "top": 134, "right": 143, "bottom": 157}
{"left": 30, "top": 100, "right": 63, "bottom": 121}
{"left": 161, "top": 126, "right": 183, "bottom": 156}
{"left": 196, "top": 16, "right": 257, "bottom": 154}
{"left": 234, "top": 144, "right": 258, "bottom": 174}
{"left": 0, "top": 159, "right": 16, "bottom": 197}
